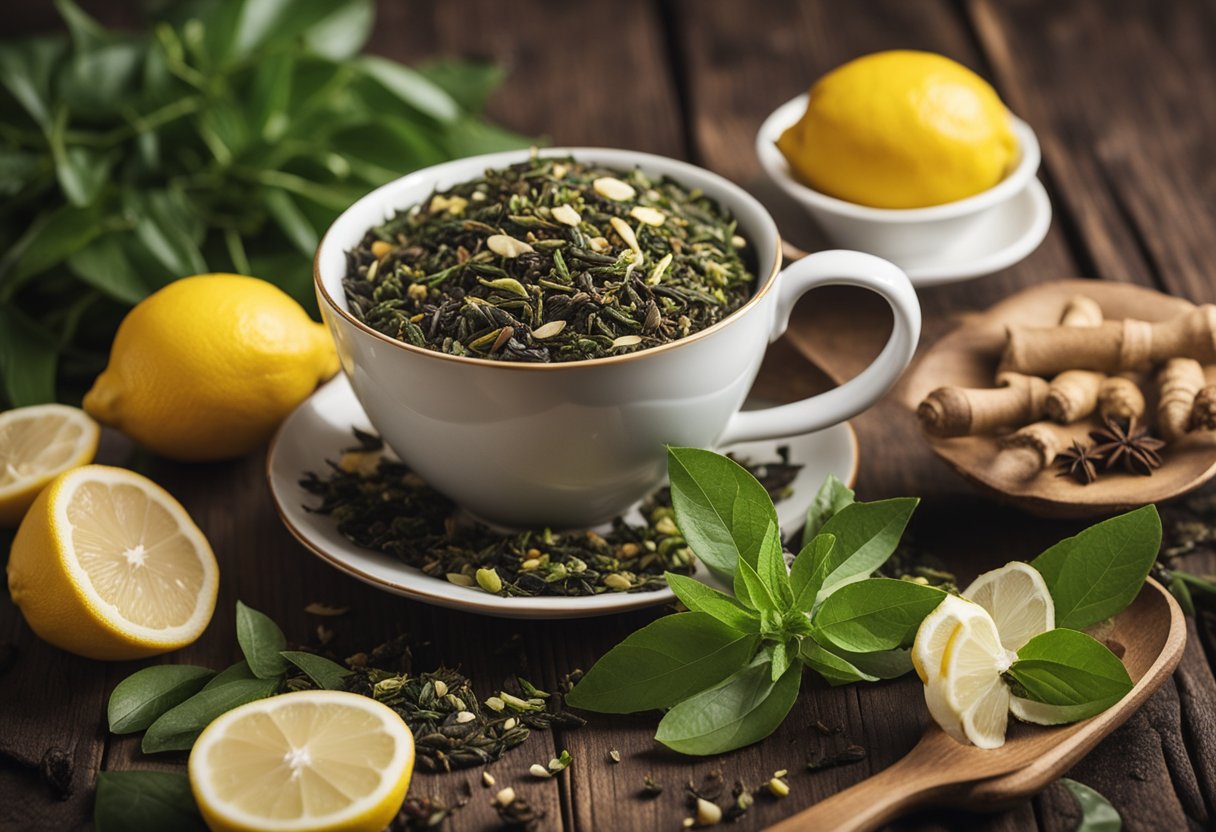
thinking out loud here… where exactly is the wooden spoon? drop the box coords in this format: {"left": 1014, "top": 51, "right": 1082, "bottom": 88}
{"left": 769, "top": 577, "right": 1186, "bottom": 832}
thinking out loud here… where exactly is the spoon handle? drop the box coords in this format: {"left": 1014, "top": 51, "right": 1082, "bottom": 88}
{"left": 766, "top": 736, "right": 966, "bottom": 832}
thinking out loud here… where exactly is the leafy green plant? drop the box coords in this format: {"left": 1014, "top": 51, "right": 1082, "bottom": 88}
{"left": 0, "top": 0, "right": 532, "bottom": 408}
{"left": 566, "top": 448, "right": 933, "bottom": 754}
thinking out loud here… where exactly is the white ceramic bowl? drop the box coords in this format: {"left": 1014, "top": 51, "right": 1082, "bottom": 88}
{"left": 314, "top": 148, "right": 921, "bottom": 528}
{"left": 756, "top": 94, "right": 1042, "bottom": 265}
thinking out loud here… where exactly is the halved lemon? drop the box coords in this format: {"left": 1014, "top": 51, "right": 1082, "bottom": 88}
{"left": 962, "top": 561, "right": 1054, "bottom": 652}
{"left": 7, "top": 465, "right": 218, "bottom": 659}
{"left": 914, "top": 595, "right": 996, "bottom": 743}
{"left": 933, "top": 604, "right": 1012, "bottom": 749}
{"left": 0, "top": 404, "right": 99, "bottom": 527}
{"left": 189, "top": 690, "right": 415, "bottom": 832}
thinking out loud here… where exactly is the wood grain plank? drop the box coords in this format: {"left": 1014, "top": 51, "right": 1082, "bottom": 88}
{"left": 969, "top": 0, "right": 1216, "bottom": 300}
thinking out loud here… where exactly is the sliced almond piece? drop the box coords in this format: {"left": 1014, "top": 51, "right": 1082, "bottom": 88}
{"left": 629, "top": 206, "right": 666, "bottom": 227}
{"left": 551, "top": 204, "right": 582, "bottom": 226}
{"left": 532, "top": 320, "right": 568, "bottom": 340}
{"left": 593, "top": 177, "right": 637, "bottom": 201}
{"left": 487, "top": 234, "right": 534, "bottom": 258}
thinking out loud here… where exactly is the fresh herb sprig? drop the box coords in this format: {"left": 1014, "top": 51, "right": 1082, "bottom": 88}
{"left": 0, "top": 0, "right": 532, "bottom": 408}
{"left": 567, "top": 448, "right": 1164, "bottom": 756}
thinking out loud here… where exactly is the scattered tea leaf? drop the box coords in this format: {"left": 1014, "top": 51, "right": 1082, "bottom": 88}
{"left": 1060, "top": 778, "right": 1122, "bottom": 832}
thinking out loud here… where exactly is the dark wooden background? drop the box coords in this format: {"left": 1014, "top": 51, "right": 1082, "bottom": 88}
{"left": 4, "top": 1, "right": 1216, "bottom": 830}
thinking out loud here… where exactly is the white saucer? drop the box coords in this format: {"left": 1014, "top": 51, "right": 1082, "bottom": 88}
{"left": 267, "top": 375, "right": 860, "bottom": 619}
{"left": 901, "top": 177, "right": 1052, "bottom": 287}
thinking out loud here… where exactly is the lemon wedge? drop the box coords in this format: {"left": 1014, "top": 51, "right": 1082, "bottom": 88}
{"left": 0, "top": 404, "right": 99, "bottom": 528}
{"left": 189, "top": 690, "right": 415, "bottom": 832}
{"left": 914, "top": 595, "right": 1000, "bottom": 745}
{"left": 936, "top": 604, "right": 1012, "bottom": 749}
{"left": 7, "top": 464, "right": 218, "bottom": 659}
{"left": 962, "top": 561, "right": 1055, "bottom": 651}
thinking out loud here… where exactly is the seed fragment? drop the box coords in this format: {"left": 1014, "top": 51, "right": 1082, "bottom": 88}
{"left": 476, "top": 567, "right": 504, "bottom": 593}
{"left": 487, "top": 234, "right": 534, "bottom": 258}
{"left": 696, "top": 797, "right": 722, "bottom": 826}
{"left": 550, "top": 204, "right": 582, "bottom": 226}
{"left": 502, "top": 717, "right": 517, "bottom": 731}
{"left": 490, "top": 326, "right": 514, "bottom": 354}
{"left": 647, "top": 252, "right": 673, "bottom": 285}
{"left": 603, "top": 572, "right": 632, "bottom": 590}
{"left": 630, "top": 206, "right": 666, "bottom": 226}
{"left": 455, "top": 710, "right": 476, "bottom": 724}
{"left": 609, "top": 217, "right": 642, "bottom": 257}
{"left": 609, "top": 749, "right": 621, "bottom": 763}
{"left": 588, "top": 236, "right": 610, "bottom": 253}
{"left": 485, "top": 696, "right": 505, "bottom": 712}
{"left": 531, "top": 320, "right": 567, "bottom": 340}
{"left": 520, "top": 558, "right": 541, "bottom": 571}
{"left": 482, "top": 771, "right": 495, "bottom": 787}
{"left": 767, "top": 777, "right": 790, "bottom": 797}
{"left": 611, "top": 335, "right": 642, "bottom": 349}
{"left": 433, "top": 680, "right": 449, "bottom": 697}
{"left": 370, "top": 240, "right": 393, "bottom": 258}
{"left": 593, "top": 176, "right": 636, "bottom": 201}
{"left": 495, "top": 787, "right": 516, "bottom": 806}
{"left": 407, "top": 283, "right": 428, "bottom": 301}
{"left": 529, "top": 763, "right": 551, "bottom": 778}
{"left": 731, "top": 234, "right": 747, "bottom": 249}
{"left": 446, "top": 573, "right": 474, "bottom": 587}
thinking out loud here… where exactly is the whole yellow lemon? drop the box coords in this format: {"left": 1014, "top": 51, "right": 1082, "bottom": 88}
{"left": 84, "top": 274, "right": 339, "bottom": 461}
{"left": 777, "top": 50, "right": 1018, "bottom": 209}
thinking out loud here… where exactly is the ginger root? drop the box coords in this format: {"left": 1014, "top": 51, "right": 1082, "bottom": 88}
{"left": 1157, "top": 358, "right": 1205, "bottom": 442}
{"left": 1189, "top": 365, "right": 1216, "bottom": 431}
{"left": 1059, "top": 295, "right": 1104, "bottom": 327}
{"left": 1045, "top": 370, "right": 1104, "bottom": 424}
{"left": 994, "top": 421, "right": 1078, "bottom": 481}
{"left": 1098, "top": 375, "right": 1146, "bottom": 422}
{"left": 918, "top": 374, "right": 1049, "bottom": 437}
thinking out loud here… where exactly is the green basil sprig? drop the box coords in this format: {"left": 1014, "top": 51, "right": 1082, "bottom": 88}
{"left": 567, "top": 448, "right": 927, "bottom": 755}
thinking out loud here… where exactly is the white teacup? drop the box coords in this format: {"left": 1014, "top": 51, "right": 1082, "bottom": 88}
{"left": 315, "top": 148, "right": 921, "bottom": 528}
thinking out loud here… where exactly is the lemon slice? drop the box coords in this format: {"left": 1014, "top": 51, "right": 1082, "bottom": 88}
{"left": 189, "top": 690, "right": 415, "bottom": 832}
{"left": 935, "top": 605, "right": 1012, "bottom": 749}
{"left": 7, "top": 465, "right": 218, "bottom": 659}
{"left": 0, "top": 404, "right": 99, "bottom": 527}
{"left": 962, "top": 562, "right": 1055, "bottom": 651}
{"left": 913, "top": 595, "right": 997, "bottom": 744}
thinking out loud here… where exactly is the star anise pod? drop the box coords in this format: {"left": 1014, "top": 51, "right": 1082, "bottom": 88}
{"left": 1056, "top": 440, "right": 1103, "bottom": 484}
{"left": 1089, "top": 416, "right": 1164, "bottom": 476}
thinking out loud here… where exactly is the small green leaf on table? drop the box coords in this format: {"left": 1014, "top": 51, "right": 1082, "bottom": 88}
{"left": 655, "top": 659, "right": 802, "bottom": 755}
{"left": 1060, "top": 778, "right": 1122, "bottom": 832}
{"left": 1006, "top": 629, "right": 1133, "bottom": 722}
{"left": 107, "top": 665, "right": 215, "bottom": 734}
{"left": 565, "top": 612, "right": 758, "bottom": 714}
{"left": 281, "top": 650, "right": 351, "bottom": 690}
{"left": 142, "top": 678, "right": 280, "bottom": 753}
{"left": 236, "top": 600, "right": 289, "bottom": 679}
{"left": 1031, "top": 505, "right": 1161, "bottom": 630}
{"left": 813, "top": 578, "right": 946, "bottom": 653}
{"left": 94, "top": 771, "right": 206, "bottom": 832}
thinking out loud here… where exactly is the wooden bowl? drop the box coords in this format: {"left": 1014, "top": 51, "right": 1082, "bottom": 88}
{"left": 900, "top": 279, "right": 1216, "bottom": 517}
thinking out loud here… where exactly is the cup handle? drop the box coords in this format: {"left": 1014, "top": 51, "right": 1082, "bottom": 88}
{"left": 717, "top": 249, "right": 921, "bottom": 445}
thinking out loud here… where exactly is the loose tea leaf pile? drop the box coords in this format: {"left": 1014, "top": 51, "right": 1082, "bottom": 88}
{"left": 300, "top": 429, "right": 801, "bottom": 597}
{"left": 343, "top": 155, "right": 756, "bottom": 362}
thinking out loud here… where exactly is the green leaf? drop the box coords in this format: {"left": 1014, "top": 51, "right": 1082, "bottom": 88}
{"left": 8, "top": 203, "right": 106, "bottom": 286}
{"left": 302, "top": 0, "right": 374, "bottom": 60}
{"left": 789, "top": 533, "right": 835, "bottom": 613}
{"left": 734, "top": 554, "right": 776, "bottom": 614}
{"left": 141, "top": 678, "right": 280, "bottom": 753}
{"left": 107, "top": 665, "right": 215, "bottom": 734}
{"left": 1006, "top": 629, "right": 1132, "bottom": 722}
{"left": 125, "top": 190, "right": 208, "bottom": 277}
{"left": 664, "top": 572, "right": 759, "bottom": 633}
{"left": 655, "top": 658, "right": 801, "bottom": 755}
{"left": 1031, "top": 506, "right": 1161, "bottom": 630}
{"left": 813, "top": 578, "right": 946, "bottom": 653}
{"left": 816, "top": 497, "right": 919, "bottom": 603}
{"left": 819, "top": 643, "right": 913, "bottom": 679}
{"left": 263, "top": 188, "right": 319, "bottom": 256}
{"left": 768, "top": 639, "right": 795, "bottom": 682}
{"left": 798, "top": 639, "right": 878, "bottom": 686}
{"left": 56, "top": 0, "right": 110, "bottom": 51}
{"left": 803, "top": 474, "right": 854, "bottom": 548}
{"left": 667, "top": 446, "right": 780, "bottom": 578}
{"left": 236, "top": 601, "right": 289, "bottom": 679}
{"left": 94, "top": 771, "right": 205, "bottom": 832}
{"left": 436, "top": 117, "right": 536, "bottom": 158}
{"left": 565, "top": 612, "right": 758, "bottom": 714}
{"left": 0, "top": 303, "right": 58, "bottom": 406}
{"left": 202, "top": 660, "right": 256, "bottom": 691}
{"left": 0, "top": 38, "right": 67, "bottom": 129}
{"left": 0, "top": 148, "right": 41, "bottom": 196}
{"left": 756, "top": 517, "right": 793, "bottom": 610}
{"left": 50, "top": 114, "right": 114, "bottom": 207}
{"left": 66, "top": 234, "right": 152, "bottom": 305}
{"left": 1060, "top": 779, "right": 1122, "bottom": 832}
{"left": 419, "top": 59, "right": 505, "bottom": 113}
{"left": 281, "top": 651, "right": 351, "bottom": 690}
{"left": 357, "top": 55, "right": 461, "bottom": 123}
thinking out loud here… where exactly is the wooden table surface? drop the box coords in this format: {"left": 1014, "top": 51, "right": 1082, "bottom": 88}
{"left": 5, "top": 1, "right": 1216, "bottom": 830}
